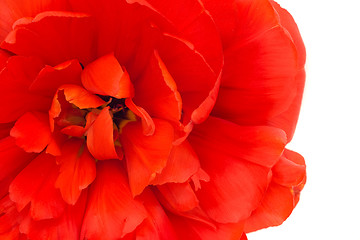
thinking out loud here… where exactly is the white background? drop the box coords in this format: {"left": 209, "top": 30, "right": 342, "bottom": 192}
{"left": 248, "top": 0, "right": 360, "bottom": 239}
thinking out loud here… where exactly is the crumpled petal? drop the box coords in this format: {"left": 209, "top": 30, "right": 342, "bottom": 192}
{"left": 81, "top": 160, "right": 147, "bottom": 239}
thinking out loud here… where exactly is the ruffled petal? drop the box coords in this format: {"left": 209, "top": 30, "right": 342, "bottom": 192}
{"left": 244, "top": 149, "right": 306, "bottom": 232}
{"left": 25, "top": 190, "right": 87, "bottom": 240}
{"left": 81, "top": 160, "right": 147, "bottom": 239}
{"left": 1, "top": 11, "right": 96, "bottom": 66}
{"left": 81, "top": 53, "right": 134, "bottom": 98}
{"left": 151, "top": 140, "right": 200, "bottom": 185}
{"left": 136, "top": 189, "right": 177, "bottom": 240}
{"left": 55, "top": 139, "right": 96, "bottom": 205}
{"left": 133, "top": 51, "right": 182, "bottom": 123}
{"left": 189, "top": 116, "right": 286, "bottom": 223}
{"left": 125, "top": 98, "right": 155, "bottom": 136}
{"left": 10, "top": 111, "right": 52, "bottom": 153}
{"left": 9, "top": 153, "right": 66, "bottom": 220}
{"left": 121, "top": 119, "right": 174, "bottom": 196}
{"left": 29, "top": 59, "right": 83, "bottom": 97}
{"left": 0, "top": 0, "right": 69, "bottom": 41}
{"left": 86, "top": 107, "right": 120, "bottom": 160}
{"left": 0, "top": 56, "right": 51, "bottom": 123}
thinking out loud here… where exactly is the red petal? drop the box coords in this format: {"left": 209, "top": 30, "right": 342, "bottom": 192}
{"left": 125, "top": 98, "right": 155, "bottom": 136}
{"left": 86, "top": 107, "right": 120, "bottom": 160}
{"left": 156, "top": 182, "right": 199, "bottom": 212}
{"left": 0, "top": 56, "right": 51, "bottom": 123}
{"left": 81, "top": 53, "right": 134, "bottom": 98}
{"left": 10, "top": 112, "right": 52, "bottom": 153}
{"left": 0, "top": 0, "right": 68, "bottom": 41}
{"left": 1, "top": 11, "right": 96, "bottom": 66}
{"left": 55, "top": 139, "right": 96, "bottom": 205}
{"left": 0, "top": 122, "right": 14, "bottom": 140}
{"left": 136, "top": 189, "right": 177, "bottom": 240}
{"left": 151, "top": 140, "right": 200, "bottom": 185}
{"left": 158, "top": 34, "right": 221, "bottom": 128}
{"left": 29, "top": 59, "right": 83, "bottom": 97}
{"left": 81, "top": 160, "right": 147, "bottom": 239}
{"left": 121, "top": 119, "right": 174, "bottom": 196}
{"left": 189, "top": 116, "right": 286, "bottom": 223}
{"left": 0, "top": 137, "right": 36, "bottom": 184}
{"left": 9, "top": 153, "right": 66, "bottom": 220}
{"left": 0, "top": 49, "right": 10, "bottom": 69}
{"left": 133, "top": 51, "right": 182, "bottom": 123}
{"left": 26, "top": 190, "right": 87, "bottom": 240}
{"left": 0, "top": 195, "right": 27, "bottom": 238}
{"left": 169, "top": 213, "right": 245, "bottom": 240}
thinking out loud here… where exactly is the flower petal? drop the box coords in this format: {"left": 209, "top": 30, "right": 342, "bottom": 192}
{"left": 151, "top": 140, "right": 200, "bottom": 185}
{"left": 29, "top": 59, "right": 83, "bottom": 97}
{"left": 189, "top": 116, "right": 286, "bottom": 223}
{"left": 0, "top": 56, "right": 51, "bottom": 123}
{"left": 55, "top": 139, "right": 96, "bottom": 205}
{"left": 133, "top": 51, "right": 182, "bottom": 123}
{"left": 25, "top": 190, "right": 87, "bottom": 240}
{"left": 81, "top": 160, "right": 147, "bottom": 239}
{"left": 10, "top": 111, "right": 52, "bottom": 153}
{"left": 81, "top": 53, "right": 134, "bottom": 99}
{"left": 125, "top": 98, "right": 155, "bottom": 136}
{"left": 9, "top": 153, "right": 66, "bottom": 220}
{"left": 136, "top": 189, "right": 177, "bottom": 240}
{"left": 86, "top": 107, "right": 120, "bottom": 160}
{"left": 1, "top": 11, "right": 96, "bottom": 66}
{"left": 121, "top": 119, "right": 174, "bottom": 196}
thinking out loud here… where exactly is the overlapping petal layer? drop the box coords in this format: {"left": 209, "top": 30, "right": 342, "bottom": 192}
{"left": 0, "top": 0, "right": 305, "bottom": 238}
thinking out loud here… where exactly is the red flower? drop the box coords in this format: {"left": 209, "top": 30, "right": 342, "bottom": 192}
{"left": 0, "top": 0, "right": 306, "bottom": 239}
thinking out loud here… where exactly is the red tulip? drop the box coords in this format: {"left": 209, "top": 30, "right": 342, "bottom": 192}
{"left": 0, "top": 0, "right": 306, "bottom": 239}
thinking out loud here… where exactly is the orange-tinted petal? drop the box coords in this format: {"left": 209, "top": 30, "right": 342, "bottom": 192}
{"left": 158, "top": 33, "right": 220, "bottom": 129}
{"left": 121, "top": 119, "right": 174, "bottom": 196}
{"left": 29, "top": 59, "right": 83, "bottom": 97}
{"left": 81, "top": 53, "right": 134, "bottom": 99}
{"left": 0, "top": 56, "right": 50, "bottom": 123}
{"left": 55, "top": 139, "right": 96, "bottom": 205}
{"left": 81, "top": 160, "right": 147, "bottom": 239}
{"left": 133, "top": 51, "right": 182, "bottom": 123}
{"left": 1, "top": 11, "right": 96, "bottom": 66}
{"left": 157, "top": 182, "right": 199, "bottom": 212}
{"left": 125, "top": 98, "right": 155, "bottom": 136}
{"left": 86, "top": 107, "right": 120, "bottom": 160}
{"left": 189, "top": 117, "right": 286, "bottom": 223}
{"left": 151, "top": 140, "right": 200, "bottom": 185}
{"left": 10, "top": 111, "right": 52, "bottom": 153}
{"left": 136, "top": 189, "right": 177, "bottom": 240}
{"left": 169, "top": 213, "right": 245, "bottom": 240}
{"left": 9, "top": 153, "right": 66, "bottom": 220}
{"left": 25, "top": 190, "right": 87, "bottom": 240}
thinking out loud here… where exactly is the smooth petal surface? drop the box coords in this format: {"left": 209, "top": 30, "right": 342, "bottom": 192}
{"left": 125, "top": 98, "right": 155, "bottom": 136}
{"left": 189, "top": 116, "right": 286, "bottom": 223}
{"left": 0, "top": 56, "right": 50, "bottom": 123}
{"left": 9, "top": 153, "right": 66, "bottom": 220}
{"left": 133, "top": 51, "right": 182, "bottom": 123}
{"left": 121, "top": 119, "right": 174, "bottom": 196}
{"left": 86, "top": 107, "right": 120, "bottom": 160}
{"left": 10, "top": 111, "right": 52, "bottom": 153}
{"left": 1, "top": 11, "right": 96, "bottom": 66}
{"left": 151, "top": 140, "right": 200, "bottom": 185}
{"left": 81, "top": 160, "right": 147, "bottom": 240}
{"left": 55, "top": 139, "right": 96, "bottom": 205}
{"left": 0, "top": 137, "right": 36, "bottom": 183}
{"left": 29, "top": 59, "right": 83, "bottom": 97}
{"left": 81, "top": 53, "right": 134, "bottom": 98}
